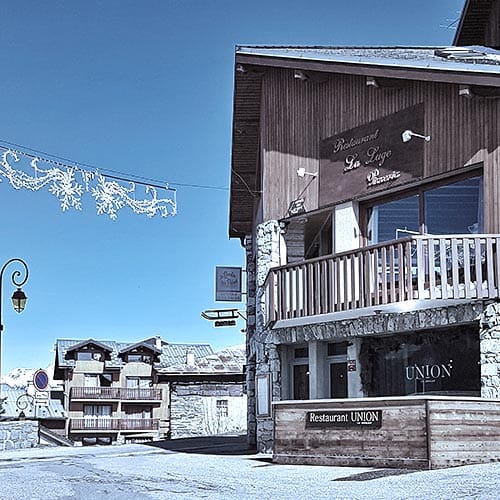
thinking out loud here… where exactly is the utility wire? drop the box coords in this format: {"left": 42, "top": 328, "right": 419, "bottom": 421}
{"left": 0, "top": 139, "right": 230, "bottom": 192}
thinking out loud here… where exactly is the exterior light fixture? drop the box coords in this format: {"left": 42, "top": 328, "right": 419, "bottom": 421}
{"left": 12, "top": 288, "right": 27, "bottom": 313}
{"left": 293, "top": 70, "right": 308, "bottom": 81}
{"left": 402, "top": 130, "right": 431, "bottom": 143}
{"left": 297, "top": 167, "right": 318, "bottom": 178}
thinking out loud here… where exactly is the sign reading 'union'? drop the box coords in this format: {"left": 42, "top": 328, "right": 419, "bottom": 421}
{"left": 306, "top": 410, "right": 382, "bottom": 429}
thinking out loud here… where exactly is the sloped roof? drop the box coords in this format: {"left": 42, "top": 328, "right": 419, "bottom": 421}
{"left": 54, "top": 338, "right": 213, "bottom": 372}
{"left": 1, "top": 385, "right": 66, "bottom": 420}
{"left": 236, "top": 45, "right": 500, "bottom": 77}
{"left": 160, "top": 345, "right": 246, "bottom": 374}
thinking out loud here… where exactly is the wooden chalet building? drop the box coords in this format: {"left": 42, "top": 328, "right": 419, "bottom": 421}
{"left": 54, "top": 337, "right": 245, "bottom": 445}
{"left": 229, "top": 0, "right": 500, "bottom": 467}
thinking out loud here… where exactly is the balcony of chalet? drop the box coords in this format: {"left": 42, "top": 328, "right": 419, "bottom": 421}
{"left": 70, "top": 417, "right": 159, "bottom": 432}
{"left": 265, "top": 234, "right": 500, "bottom": 326}
{"left": 70, "top": 387, "right": 162, "bottom": 402}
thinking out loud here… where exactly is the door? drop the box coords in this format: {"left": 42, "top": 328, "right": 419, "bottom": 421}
{"left": 293, "top": 364, "right": 310, "bottom": 400}
{"left": 330, "top": 362, "right": 348, "bottom": 398}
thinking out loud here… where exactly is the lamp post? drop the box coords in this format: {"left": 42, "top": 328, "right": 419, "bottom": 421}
{"left": 0, "top": 258, "right": 29, "bottom": 415}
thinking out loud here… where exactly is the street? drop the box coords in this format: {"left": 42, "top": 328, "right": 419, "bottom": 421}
{"left": 0, "top": 438, "right": 499, "bottom": 499}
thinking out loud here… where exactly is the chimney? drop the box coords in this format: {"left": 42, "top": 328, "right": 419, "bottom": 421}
{"left": 186, "top": 348, "right": 195, "bottom": 366}
{"left": 155, "top": 336, "right": 162, "bottom": 351}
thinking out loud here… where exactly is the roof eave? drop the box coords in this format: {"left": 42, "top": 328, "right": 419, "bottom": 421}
{"left": 235, "top": 52, "right": 500, "bottom": 87}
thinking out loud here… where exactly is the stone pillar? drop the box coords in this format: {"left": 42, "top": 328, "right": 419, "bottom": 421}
{"left": 347, "top": 338, "right": 364, "bottom": 398}
{"left": 479, "top": 303, "right": 500, "bottom": 398}
{"left": 309, "top": 341, "right": 328, "bottom": 399}
{"left": 254, "top": 220, "right": 283, "bottom": 453}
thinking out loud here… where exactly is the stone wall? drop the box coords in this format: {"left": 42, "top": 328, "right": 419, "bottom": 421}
{"left": 0, "top": 420, "right": 39, "bottom": 451}
{"left": 170, "top": 383, "right": 247, "bottom": 439}
{"left": 252, "top": 220, "right": 282, "bottom": 452}
{"left": 479, "top": 302, "right": 500, "bottom": 398}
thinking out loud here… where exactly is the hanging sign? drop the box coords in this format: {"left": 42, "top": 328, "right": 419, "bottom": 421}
{"left": 319, "top": 104, "right": 425, "bottom": 207}
{"left": 215, "top": 266, "right": 242, "bottom": 302}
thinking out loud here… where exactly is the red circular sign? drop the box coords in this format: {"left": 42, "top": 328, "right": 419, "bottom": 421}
{"left": 33, "top": 369, "right": 49, "bottom": 391}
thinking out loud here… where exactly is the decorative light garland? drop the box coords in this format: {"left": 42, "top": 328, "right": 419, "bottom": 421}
{"left": 0, "top": 148, "right": 177, "bottom": 220}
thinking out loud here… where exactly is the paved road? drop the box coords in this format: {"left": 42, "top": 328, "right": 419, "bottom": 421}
{"left": 0, "top": 438, "right": 499, "bottom": 499}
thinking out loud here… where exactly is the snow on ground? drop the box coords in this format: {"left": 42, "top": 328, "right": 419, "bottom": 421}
{"left": 0, "top": 444, "right": 498, "bottom": 499}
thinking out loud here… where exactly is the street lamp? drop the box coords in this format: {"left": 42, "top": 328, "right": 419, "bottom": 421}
{"left": 0, "top": 258, "right": 29, "bottom": 416}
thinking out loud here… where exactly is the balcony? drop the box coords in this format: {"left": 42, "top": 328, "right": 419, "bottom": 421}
{"left": 71, "top": 387, "right": 162, "bottom": 401}
{"left": 265, "top": 234, "right": 500, "bottom": 325}
{"left": 70, "top": 418, "right": 159, "bottom": 432}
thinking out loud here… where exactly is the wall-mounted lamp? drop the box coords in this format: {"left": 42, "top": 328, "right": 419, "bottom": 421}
{"left": 236, "top": 64, "right": 247, "bottom": 74}
{"left": 293, "top": 70, "right": 309, "bottom": 81}
{"left": 402, "top": 130, "right": 431, "bottom": 143}
{"left": 366, "top": 76, "right": 379, "bottom": 88}
{"left": 297, "top": 167, "right": 317, "bottom": 178}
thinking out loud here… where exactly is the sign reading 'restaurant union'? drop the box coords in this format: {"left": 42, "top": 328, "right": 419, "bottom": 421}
{"left": 319, "top": 104, "right": 425, "bottom": 207}
{"left": 306, "top": 410, "right": 382, "bottom": 429}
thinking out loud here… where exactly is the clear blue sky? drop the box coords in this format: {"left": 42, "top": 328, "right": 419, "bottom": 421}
{"left": 0, "top": 0, "right": 464, "bottom": 373}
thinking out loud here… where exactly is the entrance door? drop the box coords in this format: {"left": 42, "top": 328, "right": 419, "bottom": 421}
{"left": 330, "top": 363, "right": 348, "bottom": 398}
{"left": 293, "top": 364, "right": 310, "bottom": 400}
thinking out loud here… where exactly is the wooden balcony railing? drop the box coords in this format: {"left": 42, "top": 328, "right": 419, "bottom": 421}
{"left": 70, "top": 418, "right": 159, "bottom": 432}
{"left": 71, "top": 387, "right": 162, "bottom": 401}
{"left": 265, "top": 234, "right": 500, "bottom": 324}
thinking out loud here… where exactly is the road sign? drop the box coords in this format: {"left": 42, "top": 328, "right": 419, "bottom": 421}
{"left": 33, "top": 369, "right": 49, "bottom": 391}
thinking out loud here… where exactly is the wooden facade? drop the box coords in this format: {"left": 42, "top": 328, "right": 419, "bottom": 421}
{"left": 273, "top": 397, "right": 500, "bottom": 469}
{"left": 257, "top": 68, "right": 500, "bottom": 231}
{"left": 229, "top": 1, "right": 500, "bottom": 461}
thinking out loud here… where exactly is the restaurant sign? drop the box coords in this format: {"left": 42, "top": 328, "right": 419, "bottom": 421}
{"left": 305, "top": 410, "right": 382, "bottom": 429}
{"left": 319, "top": 104, "right": 424, "bottom": 207}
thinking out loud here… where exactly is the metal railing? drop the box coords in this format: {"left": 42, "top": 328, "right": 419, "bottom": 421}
{"left": 70, "top": 418, "right": 159, "bottom": 431}
{"left": 71, "top": 387, "right": 162, "bottom": 401}
{"left": 265, "top": 234, "right": 500, "bottom": 323}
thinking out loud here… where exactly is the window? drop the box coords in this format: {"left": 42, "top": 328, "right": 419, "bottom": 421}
{"left": 327, "top": 342, "right": 348, "bottom": 357}
{"left": 84, "top": 405, "right": 111, "bottom": 417}
{"left": 127, "top": 353, "right": 152, "bottom": 363}
{"left": 364, "top": 173, "right": 483, "bottom": 244}
{"left": 216, "top": 400, "right": 229, "bottom": 418}
{"left": 126, "top": 377, "right": 152, "bottom": 388}
{"left": 125, "top": 406, "right": 152, "bottom": 419}
{"left": 294, "top": 347, "right": 309, "bottom": 359}
{"left": 84, "top": 374, "right": 99, "bottom": 388}
{"left": 77, "top": 351, "right": 102, "bottom": 361}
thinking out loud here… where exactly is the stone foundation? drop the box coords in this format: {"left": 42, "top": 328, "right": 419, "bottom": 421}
{"left": 0, "top": 420, "right": 39, "bottom": 451}
{"left": 479, "top": 302, "right": 500, "bottom": 398}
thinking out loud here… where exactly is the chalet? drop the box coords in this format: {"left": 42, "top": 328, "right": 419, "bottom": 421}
{"left": 53, "top": 337, "right": 245, "bottom": 445}
{"left": 229, "top": 0, "right": 500, "bottom": 467}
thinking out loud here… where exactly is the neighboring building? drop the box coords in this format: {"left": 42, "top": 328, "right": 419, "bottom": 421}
{"left": 159, "top": 345, "right": 247, "bottom": 438}
{"left": 0, "top": 383, "right": 66, "bottom": 432}
{"left": 228, "top": 0, "right": 500, "bottom": 453}
{"left": 54, "top": 337, "right": 245, "bottom": 445}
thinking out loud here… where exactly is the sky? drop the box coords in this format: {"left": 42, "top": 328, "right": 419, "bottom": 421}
{"left": 0, "top": 0, "right": 465, "bottom": 374}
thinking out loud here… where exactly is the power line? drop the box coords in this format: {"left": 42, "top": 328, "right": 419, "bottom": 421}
{"left": 0, "top": 139, "right": 230, "bottom": 192}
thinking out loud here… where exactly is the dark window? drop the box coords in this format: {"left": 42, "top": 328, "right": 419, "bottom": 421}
{"left": 127, "top": 354, "right": 152, "bottom": 363}
{"left": 364, "top": 173, "right": 483, "bottom": 244}
{"left": 294, "top": 347, "right": 309, "bottom": 359}
{"left": 327, "top": 342, "right": 348, "bottom": 356}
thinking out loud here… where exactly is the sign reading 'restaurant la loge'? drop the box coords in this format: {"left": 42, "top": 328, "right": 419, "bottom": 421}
{"left": 319, "top": 104, "right": 425, "bottom": 207}
{"left": 305, "top": 410, "right": 382, "bottom": 429}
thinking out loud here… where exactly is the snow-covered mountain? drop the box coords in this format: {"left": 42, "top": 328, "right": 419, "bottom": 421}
{"left": 0, "top": 365, "right": 57, "bottom": 389}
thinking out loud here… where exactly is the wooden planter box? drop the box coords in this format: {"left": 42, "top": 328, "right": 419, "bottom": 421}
{"left": 273, "top": 396, "right": 500, "bottom": 469}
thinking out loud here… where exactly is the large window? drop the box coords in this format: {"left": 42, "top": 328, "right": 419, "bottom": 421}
{"left": 365, "top": 173, "right": 483, "bottom": 245}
